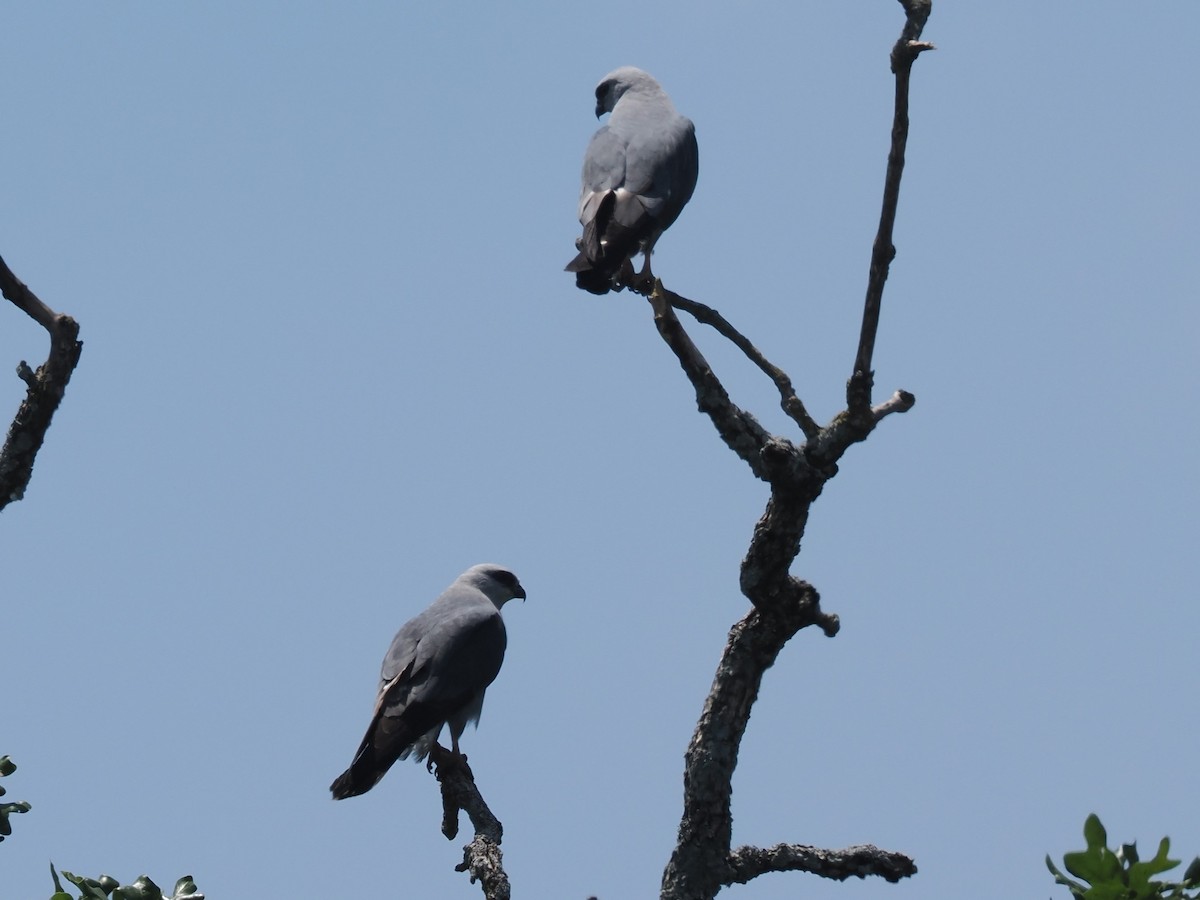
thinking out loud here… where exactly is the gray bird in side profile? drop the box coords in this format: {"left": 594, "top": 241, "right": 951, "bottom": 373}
{"left": 329, "top": 563, "right": 526, "bottom": 800}
{"left": 566, "top": 66, "right": 699, "bottom": 295}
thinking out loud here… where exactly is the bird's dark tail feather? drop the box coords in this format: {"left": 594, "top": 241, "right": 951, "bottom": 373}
{"left": 330, "top": 731, "right": 399, "bottom": 800}
{"left": 571, "top": 267, "right": 617, "bottom": 295}
{"left": 330, "top": 753, "right": 387, "bottom": 800}
{"left": 565, "top": 191, "right": 647, "bottom": 295}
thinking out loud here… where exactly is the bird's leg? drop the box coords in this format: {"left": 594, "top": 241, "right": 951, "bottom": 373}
{"left": 610, "top": 258, "right": 635, "bottom": 292}
{"left": 429, "top": 740, "right": 469, "bottom": 777}
{"left": 428, "top": 741, "right": 454, "bottom": 773}
{"left": 450, "top": 734, "right": 471, "bottom": 769}
{"left": 631, "top": 252, "right": 656, "bottom": 292}
{"left": 638, "top": 251, "right": 654, "bottom": 279}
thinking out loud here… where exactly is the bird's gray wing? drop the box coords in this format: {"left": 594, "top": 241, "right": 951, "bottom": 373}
{"left": 567, "top": 126, "right": 629, "bottom": 281}
{"left": 329, "top": 596, "right": 506, "bottom": 799}
{"left": 631, "top": 115, "right": 697, "bottom": 234}
{"left": 377, "top": 600, "right": 507, "bottom": 725}
{"left": 579, "top": 125, "right": 627, "bottom": 200}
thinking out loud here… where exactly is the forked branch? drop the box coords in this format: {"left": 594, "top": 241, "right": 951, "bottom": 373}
{"left": 654, "top": 283, "right": 820, "bottom": 439}
{"left": 647, "top": 3, "right": 932, "bottom": 898}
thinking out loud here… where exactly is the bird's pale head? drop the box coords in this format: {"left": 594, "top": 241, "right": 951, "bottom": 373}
{"left": 593, "top": 66, "right": 666, "bottom": 118}
{"left": 461, "top": 563, "right": 526, "bottom": 607}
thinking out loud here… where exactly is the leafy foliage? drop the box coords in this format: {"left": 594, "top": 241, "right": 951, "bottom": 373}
{"left": 50, "top": 863, "right": 204, "bottom": 900}
{"left": 3, "top": 755, "right": 201, "bottom": 899}
{"left": 0, "top": 754, "right": 32, "bottom": 841}
{"left": 1048, "top": 814, "right": 1200, "bottom": 900}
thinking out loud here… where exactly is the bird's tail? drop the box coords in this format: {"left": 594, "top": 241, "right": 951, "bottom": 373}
{"left": 567, "top": 263, "right": 618, "bottom": 295}
{"left": 565, "top": 191, "right": 644, "bottom": 294}
{"left": 329, "top": 729, "right": 400, "bottom": 800}
{"left": 329, "top": 752, "right": 388, "bottom": 800}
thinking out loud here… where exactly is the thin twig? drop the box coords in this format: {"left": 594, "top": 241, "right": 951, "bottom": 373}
{"left": 647, "top": 284, "right": 775, "bottom": 480}
{"left": 650, "top": 283, "right": 820, "bottom": 439}
{"left": 849, "top": 0, "right": 934, "bottom": 409}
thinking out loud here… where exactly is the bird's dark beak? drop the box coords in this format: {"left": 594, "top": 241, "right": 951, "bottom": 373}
{"left": 594, "top": 103, "right": 605, "bottom": 119}
{"left": 516, "top": 584, "right": 527, "bottom": 601}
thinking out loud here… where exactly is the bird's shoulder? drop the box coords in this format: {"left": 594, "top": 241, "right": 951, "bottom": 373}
{"left": 380, "top": 590, "right": 502, "bottom": 675}
{"left": 582, "top": 125, "right": 628, "bottom": 182}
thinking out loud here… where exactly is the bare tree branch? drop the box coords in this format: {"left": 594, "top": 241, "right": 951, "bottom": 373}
{"left": 849, "top": 0, "right": 935, "bottom": 411}
{"left": 873, "top": 389, "right": 916, "bottom": 422}
{"left": 432, "top": 751, "right": 510, "bottom": 900}
{"left": 727, "top": 842, "right": 918, "bottom": 885}
{"left": 651, "top": 4, "right": 932, "bottom": 898}
{"left": 648, "top": 287, "right": 774, "bottom": 480}
{"left": 660, "top": 595, "right": 837, "bottom": 899}
{"left": 0, "top": 254, "right": 83, "bottom": 510}
{"left": 653, "top": 283, "right": 820, "bottom": 439}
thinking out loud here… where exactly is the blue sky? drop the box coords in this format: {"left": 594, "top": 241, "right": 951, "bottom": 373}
{"left": 3, "top": 3, "right": 1197, "bottom": 899}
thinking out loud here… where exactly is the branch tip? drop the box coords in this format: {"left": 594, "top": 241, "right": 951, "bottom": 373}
{"left": 871, "top": 389, "right": 916, "bottom": 422}
{"left": 818, "top": 612, "right": 840, "bottom": 638}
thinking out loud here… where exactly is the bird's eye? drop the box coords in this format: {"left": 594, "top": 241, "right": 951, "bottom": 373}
{"left": 490, "top": 569, "right": 518, "bottom": 589}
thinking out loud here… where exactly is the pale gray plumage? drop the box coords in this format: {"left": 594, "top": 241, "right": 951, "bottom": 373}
{"left": 566, "top": 66, "right": 699, "bottom": 294}
{"left": 329, "top": 563, "right": 526, "bottom": 799}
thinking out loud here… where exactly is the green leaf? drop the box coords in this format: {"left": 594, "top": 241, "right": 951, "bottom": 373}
{"left": 1086, "top": 883, "right": 1133, "bottom": 900}
{"left": 1127, "top": 835, "right": 1181, "bottom": 896}
{"left": 170, "top": 876, "right": 202, "bottom": 900}
{"left": 50, "top": 862, "right": 65, "bottom": 893}
{"left": 1084, "top": 813, "right": 1109, "bottom": 851}
{"left": 0, "top": 755, "right": 17, "bottom": 777}
{"left": 114, "top": 875, "right": 164, "bottom": 900}
{"left": 1060, "top": 815, "right": 1123, "bottom": 886}
{"left": 1063, "top": 847, "right": 1121, "bottom": 885}
{"left": 1047, "top": 854, "right": 1089, "bottom": 898}
{"left": 60, "top": 869, "right": 111, "bottom": 900}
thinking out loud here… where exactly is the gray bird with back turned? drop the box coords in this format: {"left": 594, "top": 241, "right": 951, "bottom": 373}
{"left": 329, "top": 563, "right": 526, "bottom": 799}
{"left": 566, "top": 67, "right": 699, "bottom": 294}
